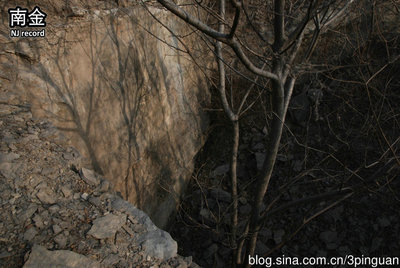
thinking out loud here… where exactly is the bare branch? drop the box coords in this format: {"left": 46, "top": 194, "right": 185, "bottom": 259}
{"left": 273, "top": 0, "right": 286, "bottom": 51}
{"left": 216, "top": 2, "right": 236, "bottom": 121}
{"left": 258, "top": 187, "right": 354, "bottom": 226}
{"left": 228, "top": 38, "right": 278, "bottom": 80}
{"left": 228, "top": 0, "right": 242, "bottom": 38}
{"left": 320, "top": 0, "right": 355, "bottom": 29}
{"left": 286, "top": 0, "right": 317, "bottom": 44}
{"left": 157, "top": 0, "right": 279, "bottom": 80}
{"left": 157, "top": 0, "right": 229, "bottom": 40}
{"left": 242, "top": 2, "right": 271, "bottom": 44}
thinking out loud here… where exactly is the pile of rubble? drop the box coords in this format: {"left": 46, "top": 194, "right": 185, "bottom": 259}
{"left": 0, "top": 90, "right": 195, "bottom": 267}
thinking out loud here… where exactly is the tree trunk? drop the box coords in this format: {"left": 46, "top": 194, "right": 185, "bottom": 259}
{"left": 243, "top": 64, "right": 286, "bottom": 267}
{"left": 231, "top": 120, "right": 239, "bottom": 267}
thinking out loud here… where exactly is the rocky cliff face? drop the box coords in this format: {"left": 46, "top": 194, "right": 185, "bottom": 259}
{"left": 1, "top": 0, "right": 210, "bottom": 228}
{"left": 0, "top": 95, "right": 196, "bottom": 267}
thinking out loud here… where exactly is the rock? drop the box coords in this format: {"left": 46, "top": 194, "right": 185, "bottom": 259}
{"left": 327, "top": 206, "right": 343, "bottom": 222}
{"left": 24, "top": 227, "right": 38, "bottom": 242}
{"left": 252, "top": 142, "right": 265, "bottom": 151}
{"left": 316, "top": 249, "right": 327, "bottom": 257}
{"left": 32, "top": 214, "right": 44, "bottom": 229}
{"left": 41, "top": 167, "right": 55, "bottom": 176}
{"left": 0, "top": 85, "right": 194, "bottom": 267}
{"left": 101, "top": 254, "right": 120, "bottom": 266}
{"left": 1, "top": 130, "right": 15, "bottom": 144}
{"left": 14, "top": 176, "right": 27, "bottom": 188}
{"left": 0, "top": 152, "right": 20, "bottom": 163}
{"left": 88, "top": 214, "right": 126, "bottom": 239}
{"left": 36, "top": 187, "right": 57, "bottom": 204}
{"left": 97, "top": 179, "right": 110, "bottom": 193}
{"left": 0, "top": 251, "right": 13, "bottom": 259}
{"left": 23, "top": 244, "right": 101, "bottom": 268}
{"left": 18, "top": 204, "right": 38, "bottom": 223}
{"left": 172, "top": 257, "right": 189, "bottom": 268}
{"left": 15, "top": 41, "right": 37, "bottom": 63}
{"left": 291, "top": 160, "right": 303, "bottom": 172}
{"left": 131, "top": 223, "right": 146, "bottom": 234}
{"left": 121, "top": 224, "right": 135, "bottom": 237}
{"left": 0, "top": 162, "right": 17, "bottom": 179}
{"left": 81, "top": 192, "right": 89, "bottom": 200}
{"left": 255, "top": 240, "right": 269, "bottom": 255}
{"left": 273, "top": 229, "right": 285, "bottom": 244}
{"left": 61, "top": 185, "right": 73, "bottom": 199}
{"left": 210, "top": 188, "right": 231, "bottom": 203}
{"left": 378, "top": 217, "right": 390, "bottom": 227}
{"left": 79, "top": 168, "right": 100, "bottom": 186}
{"left": 28, "top": 175, "right": 42, "bottom": 188}
{"left": 259, "top": 228, "right": 272, "bottom": 239}
{"left": 199, "top": 208, "right": 213, "bottom": 223}
{"left": 70, "top": 6, "right": 88, "bottom": 17}
{"left": 138, "top": 229, "right": 178, "bottom": 260}
{"left": 20, "top": 134, "right": 39, "bottom": 143}
{"left": 183, "top": 256, "right": 193, "bottom": 267}
{"left": 239, "top": 204, "right": 252, "bottom": 215}
{"left": 276, "top": 154, "right": 288, "bottom": 162}
{"left": 319, "top": 231, "right": 338, "bottom": 250}
{"left": 48, "top": 205, "right": 60, "bottom": 214}
{"left": 3, "top": 1, "right": 211, "bottom": 231}
{"left": 39, "top": 127, "right": 58, "bottom": 139}
{"left": 245, "top": 154, "right": 257, "bottom": 176}
{"left": 52, "top": 225, "right": 62, "bottom": 235}
{"left": 288, "top": 92, "right": 311, "bottom": 126}
{"left": 88, "top": 196, "right": 102, "bottom": 207}
{"left": 211, "top": 164, "right": 229, "bottom": 177}
{"left": 62, "top": 152, "right": 74, "bottom": 160}
{"left": 338, "top": 245, "right": 351, "bottom": 255}
{"left": 203, "top": 243, "right": 218, "bottom": 259}
{"left": 111, "top": 196, "right": 157, "bottom": 231}
{"left": 189, "top": 262, "right": 201, "bottom": 268}
{"left": 370, "top": 237, "right": 383, "bottom": 252}
{"left": 255, "top": 152, "right": 265, "bottom": 170}
{"left": 54, "top": 233, "right": 68, "bottom": 248}
{"left": 238, "top": 196, "right": 247, "bottom": 205}
{"left": 236, "top": 164, "right": 248, "bottom": 179}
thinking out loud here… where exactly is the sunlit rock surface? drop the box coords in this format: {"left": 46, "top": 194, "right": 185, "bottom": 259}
{"left": 1, "top": 0, "right": 211, "bottom": 228}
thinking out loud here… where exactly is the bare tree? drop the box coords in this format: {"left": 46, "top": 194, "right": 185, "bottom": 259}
{"left": 152, "top": 0, "right": 356, "bottom": 266}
